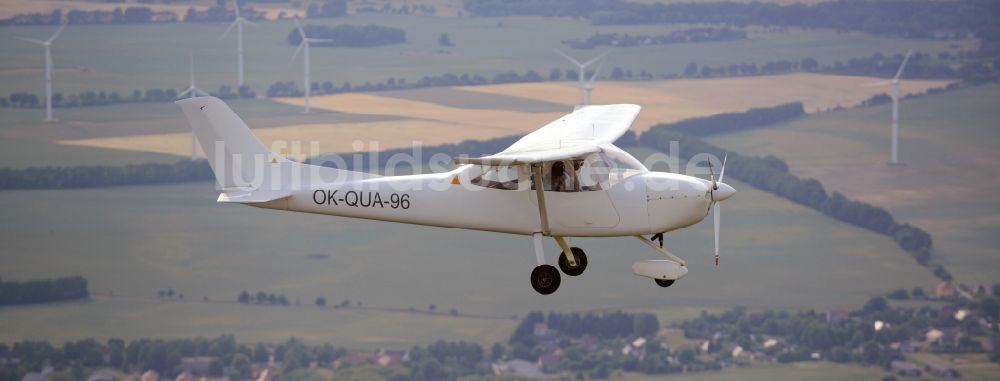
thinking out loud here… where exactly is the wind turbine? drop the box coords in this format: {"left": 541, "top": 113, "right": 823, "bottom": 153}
{"left": 220, "top": 0, "right": 255, "bottom": 87}
{"left": 866, "top": 49, "right": 913, "bottom": 164}
{"left": 178, "top": 53, "right": 209, "bottom": 160}
{"left": 15, "top": 23, "right": 67, "bottom": 122}
{"left": 581, "top": 59, "right": 606, "bottom": 106}
{"left": 555, "top": 49, "right": 610, "bottom": 106}
{"left": 290, "top": 18, "right": 330, "bottom": 113}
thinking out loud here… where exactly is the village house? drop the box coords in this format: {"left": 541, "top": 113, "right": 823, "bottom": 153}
{"left": 936, "top": 282, "right": 956, "bottom": 299}
{"left": 376, "top": 349, "right": 409, "bottom": 367}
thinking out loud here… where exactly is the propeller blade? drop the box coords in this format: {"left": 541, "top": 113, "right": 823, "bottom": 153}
{"left": 221, "top": 20, "right": 238, "bottom": 39}
{"left": 707, "top": 159, "right": 717, "bottom": 191}
{"left": 718, "top": 153, "right": 728, "bottom": 183}
{"left": 289, "top": 42, "right": 305, "bottom": 64}
{"left": 46, "top": 23, "right": 67, "bottom": 44}
{"left": 714, "top": 203, "right": 721, "bottom": 267}
{"left": 554, "top": 49, "right": 583, "bottom": 67}
{"left": 15, "top": 37, "right": 46, "bottom": 45}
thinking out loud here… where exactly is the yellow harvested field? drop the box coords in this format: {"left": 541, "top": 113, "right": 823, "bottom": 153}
{"left": 460, "top": 74, "right": 953, "bottom": 131}
{"left": 59, "top": 118, "right": 540, "bottom": 160}
{"left": 58, "top": 74, "right": 953, "bottom": 158}
{"left": 273, "top": 93, "right": 563, "bottom": 134}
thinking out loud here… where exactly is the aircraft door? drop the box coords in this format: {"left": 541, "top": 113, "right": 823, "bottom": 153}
{"left": 535, "top": 157, "right": 621, "bottom": 229}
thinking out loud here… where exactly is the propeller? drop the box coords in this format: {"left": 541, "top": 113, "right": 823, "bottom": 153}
{"left": 706, "top": 153, "right": 734, "bottom": 266}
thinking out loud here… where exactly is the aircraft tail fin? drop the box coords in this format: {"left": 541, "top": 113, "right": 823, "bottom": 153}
{"left": 176, "top": 96, "right": 373, "bottom": 199}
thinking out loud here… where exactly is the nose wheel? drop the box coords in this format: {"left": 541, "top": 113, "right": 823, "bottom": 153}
{"left": 654, "top": 278, "right": 675, "bottom": 288}
{"left": 530, "top": 265, "right": 561, "bottom": 295}
{"left": 558, "top": 247, "right": 588, "bottom": 276}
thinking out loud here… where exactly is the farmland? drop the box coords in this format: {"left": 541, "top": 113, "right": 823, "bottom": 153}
{"left": 707, "top": 84, "right": 1000, "bottom": 285}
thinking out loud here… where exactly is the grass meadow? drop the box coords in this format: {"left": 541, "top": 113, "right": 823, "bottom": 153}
{"left": 707, "top": 84, "right": 1000, "bottom": 285}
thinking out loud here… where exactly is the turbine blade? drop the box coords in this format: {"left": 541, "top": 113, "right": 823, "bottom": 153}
{"left": 221, "top": 20, "right": 238, "bottom": 39}
{"left": 293, "top": 17, "right": 306, "bottom": 39}
{"left": 554, "top": 49, "right": 582, "bottom": 67}
{"left": 289, "top": 42, "right": 305, "bottom": 64}
{"left": 894, "top": 48, "right": 914, "bottom": 81}
{"left": 178, "top": 87, "right": 194, "bottom": 98}
{"left": 587, "top": 58, "right": 605, "bottom": 83}
{"left": 47, "top": 23, "right": 67, "bottom": 44}
{"left": 232, "top": 0, "right": 241, "bottom": 19}
{"left": 15, "top": 37, "right": 46, "bottom": 45}
{"left": 308, "top": 38, "right": 332, "bottom": 43}
{"left": 581, "top": 50, "right": 611, "bottom": 68}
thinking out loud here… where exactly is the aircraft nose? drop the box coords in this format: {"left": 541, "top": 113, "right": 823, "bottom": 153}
{"left": 713, "top": 182, "right": 736, "bottom": 202}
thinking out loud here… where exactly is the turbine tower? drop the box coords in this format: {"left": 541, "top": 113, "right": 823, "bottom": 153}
{"left": 290, "top": 18, "right": 329, "bottom": 113}
{"left": 888, "top": 49, "right": 913, "bottom": 165}
{"left": 221, "top": 0, "right": 255, "bottom": 87}
{"left": 867, "top": 49, "right": 913, "bottom": 164}
{"left": 15, "top": 23, "right": 67, "bottom": 122}
{"left": 555, "top": 49, "right": 610, "bottom": 106}
{"left": 581, "top": 58, "right": 606, "bottom": 106}
{"left": 178, "top": 53, "right": 209, "bottom": 160}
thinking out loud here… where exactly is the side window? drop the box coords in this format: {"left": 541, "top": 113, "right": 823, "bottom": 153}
{"left": 471, "top": 166, "right": 523, "bottom": 190}
{"left": 545, "top": 157, "right": 609, "bottom": 192}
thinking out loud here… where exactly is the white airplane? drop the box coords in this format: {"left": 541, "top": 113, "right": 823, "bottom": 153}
{"left": 176, "top": 97, "right": 736, "bottom": 295}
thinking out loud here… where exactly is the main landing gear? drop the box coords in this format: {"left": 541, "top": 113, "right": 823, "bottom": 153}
{"left": 530, "top": 234, "right": 589, "bottom": 295}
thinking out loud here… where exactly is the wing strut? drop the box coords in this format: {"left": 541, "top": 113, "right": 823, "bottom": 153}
{"left": 531, "top": 163, "right": 550, "bottom": 235}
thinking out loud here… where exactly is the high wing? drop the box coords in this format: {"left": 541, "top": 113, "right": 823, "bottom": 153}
{"left": 454, "top": 104, "right": 641, "bottom": 165}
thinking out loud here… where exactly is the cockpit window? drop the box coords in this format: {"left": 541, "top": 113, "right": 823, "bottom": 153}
{"left": 602, "top": 146, "right": 647, "bottom": 172}
{"left": 471, "top": 166, "right": 523, "bottom": 190}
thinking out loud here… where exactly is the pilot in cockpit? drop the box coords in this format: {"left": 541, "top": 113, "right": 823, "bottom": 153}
{"left": 550, "top": 160, "right": 583, "bottom": 192}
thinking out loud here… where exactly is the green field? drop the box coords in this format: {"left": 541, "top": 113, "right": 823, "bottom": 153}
{"left": 0, "top": 146, "right": 937, "bottom": 346}
{"left": 0, "top": 15, "right": 972, "bottom": 96}
{"left": 706, "top": 84, "right": 1000, "bottom": 285}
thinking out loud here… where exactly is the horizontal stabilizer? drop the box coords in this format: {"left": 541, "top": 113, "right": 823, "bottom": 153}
{"left": 218, "top": 189, "right": 291, "bottom": 204}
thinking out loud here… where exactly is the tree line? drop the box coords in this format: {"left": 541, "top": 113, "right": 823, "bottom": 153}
{"left": 265, "top": 70, "right": 544, "bottom": 98}
{"left": 0, "top": 86, "right": 254, "bottom": 109}
{"left": 463, "top": 0, "right": 996, "bottom": 40}
{"left": 563, "top": 27, "right": 746, "bottom": 50}
{"left": 0, "top": 160, "right": 213, "bottom": 190}
{"left": 637, "top": 109, "right": 944, "bottom": 280}
{"left": 287, "top": 24, "right": 406, "bottom": 48}
{"left": 0, "top": 276, "right": 89, "bottom": 306}
{"left": 0, "top": 2, "right": 268, "bottom": 27}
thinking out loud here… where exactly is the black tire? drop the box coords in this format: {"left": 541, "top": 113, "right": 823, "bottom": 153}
{"left": 654, "top": 278, "right": 675, "bottom": 288}
{"left": 530, "top": 265, "right": 561, "bottom": 295}
{"left": 558, "top": 247, "right": 588, "bottom": 276}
